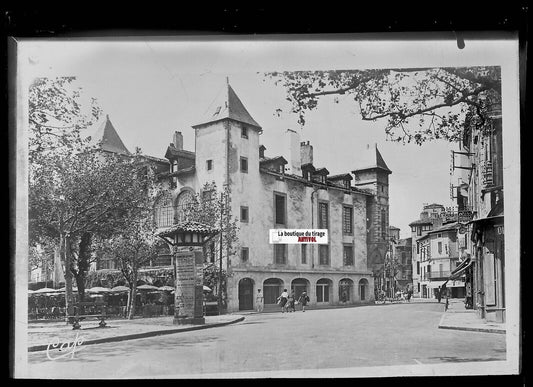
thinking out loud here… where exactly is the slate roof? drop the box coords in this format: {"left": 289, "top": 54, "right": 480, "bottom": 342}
{"left": 164, "top": 146, "right": 195, "bottom": 160}
{"left": 408, "top": 219, "right": 433, "bottom": 226}
{"left": 192, "top": 83, "right": 261, "bottom": 130}
{"left": 352, "top": 144, "right": 391, "bottom": 174}
{"left": 328, "top": 173, "right": 353, "bottom": 181}
{"left": 88, "top": 115, "right": 130, "bottom": 155}
{"left": 427, "top": 222, "right": 458, "bottom": 234}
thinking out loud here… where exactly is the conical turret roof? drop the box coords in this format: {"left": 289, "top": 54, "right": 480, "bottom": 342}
{"left": 353, "top": 143, "right": 391, "bottom": 174}
{"left": 89, "top": 115, "right": 130, "bottom": 155}
{"left": 193, "top": 82, "right": 261, "bottom": 130}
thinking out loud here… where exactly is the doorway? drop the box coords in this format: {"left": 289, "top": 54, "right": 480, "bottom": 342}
{"left": 238, "top": 278, "right": 254, "bottom": 310}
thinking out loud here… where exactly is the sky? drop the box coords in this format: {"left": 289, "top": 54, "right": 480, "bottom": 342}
{"left": 18, "top": 38, "right": 511, "bottom": 238}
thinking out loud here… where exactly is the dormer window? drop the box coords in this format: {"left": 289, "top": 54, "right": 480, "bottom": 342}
{"left": 241, "top": 126, "right": 248, "bottom": 139}
{"left": 343, "top": 180, "right": 351, "bottom": 190}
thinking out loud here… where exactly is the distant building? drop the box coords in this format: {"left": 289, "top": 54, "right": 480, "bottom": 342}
{"left": 394, "top": 237, "right": 412, "bottom": 291}
{"left": 418, "top": 222, "right": 465, "bottom": 299}
{"left": 409, "top": 203, "right": 446, "bottom": 297}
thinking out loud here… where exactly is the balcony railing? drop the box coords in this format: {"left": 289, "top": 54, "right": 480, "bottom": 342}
{"left": 426, "top": 271, "right": 452, "bottom": 279}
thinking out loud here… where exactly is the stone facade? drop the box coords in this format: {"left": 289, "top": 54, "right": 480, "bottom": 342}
{"left": 155, "top": 83, "right": 390, "bottom": 312}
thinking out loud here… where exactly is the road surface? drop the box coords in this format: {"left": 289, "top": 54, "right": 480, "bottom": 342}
{"left": 26, "top": 302, "right": 506, "bottom": 378}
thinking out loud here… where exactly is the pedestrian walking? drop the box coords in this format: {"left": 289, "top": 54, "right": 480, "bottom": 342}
{"left": 298, "top": 291, "right": 309, "bottom": 312}
{"left": 286, "top": 291, "right": 296, "bottom": 312}
{"left": 406, "top": 288, "right": 412, "bottom": 302}
{"left": 277, "top": 289, "right": 289, "bottom": 313}
{"left": 255, "top": 289, "right": 264, "bottom": 313}
{"left": 437, "top": 286, "right": 443, "bottom": 303}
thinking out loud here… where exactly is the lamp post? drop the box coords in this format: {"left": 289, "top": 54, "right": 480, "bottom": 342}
{"left": 157, "top": 221, "right": 217, "bottom": 325}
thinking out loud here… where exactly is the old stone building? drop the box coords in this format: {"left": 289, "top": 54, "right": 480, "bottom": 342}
{"left": 153, "top": 82, "right": 391, "bottom": 312}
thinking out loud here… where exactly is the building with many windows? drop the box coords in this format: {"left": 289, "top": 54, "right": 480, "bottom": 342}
{"left": 152, "top": 82, "right": 391, "bottom": 312}
{"left": 418, "top": 222, "right": 465, "bottom": 299}
{"left": 450, "top": 97, "right": 505, "bottom": 322}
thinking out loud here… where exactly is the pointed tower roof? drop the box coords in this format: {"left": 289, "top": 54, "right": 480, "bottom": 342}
{"left": 352, "top": 143, "right": 391, "bottom": 174}
{"left": 192, "top": 81, "right": 261, "bottom": 130}
{"left": 89, "top": 115, "right": 130, "bottom": 155}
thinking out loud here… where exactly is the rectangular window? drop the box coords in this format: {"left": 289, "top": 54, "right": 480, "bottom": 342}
{"left": 318, "top": 202, "right": 329, "bottom": 229}
{"left": 240, "top": 206, "right": 249, "bottom": 223}
{"left": 241, "top": 247, "right": 249, "bottom": 262}
{"left": 417, "top": 261, "right": 420, "bottom": 274}
{"left": 274, "top": 193, "right": 286, "bottom": 225}
{"left": 240, "top": 157, "right": 248, "bottom": 173}
{"left": 202, "top": 189, "right": 214, "bottom": 202}
{"left": 343, "top": 206, "right": 353, "bottom": 234}
{"left": 241, "top": 126, "right": 248, "bottom": 139}
{"left": 417, "top": 227, "right": 422, "bottom": 236}
{"left": 343, "top": 180, "right": 351, "bottom": 190}
{"left": 438, "top": 242, "right": 442, "bottom": 254}
{"left": 206, "top": 159, "right": 213, "bottom": 171}
{"left": 301, "top": 245, "right": 307, "bottom": 264}
{"left": 319, "top": 245, "right": 329, "bottom": 265}
{"left": 343, "top": 245, "right": 354, "bottom": 266}
{"left": 209, "top": 242, "right": 215, "bottom": 263}
{"left": 274, "top": 244, "right": 287, "bottom": 264}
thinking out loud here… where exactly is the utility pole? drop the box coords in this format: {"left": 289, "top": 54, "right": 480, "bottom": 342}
{"left": 218, "top": 192, "right": 223, "bottom": 315}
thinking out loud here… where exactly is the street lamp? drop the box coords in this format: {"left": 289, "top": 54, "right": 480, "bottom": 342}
{"left": 157, "top": 221, "right": 218, "bottom": 325}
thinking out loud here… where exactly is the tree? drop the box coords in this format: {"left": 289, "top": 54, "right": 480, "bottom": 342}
{"left": 265, "top": 66, "right": 501, "bottom": 144}
{"left": 28, "top": 77, "right": 154, "bottom": 316}
{"left": 166, "top": 182, "right": 238, "bottom": 307}
{"left": 28, "top": 77, "right": 101, "bottom": 164}
{"left": 106, "top": 208, "right": 156, "bottom": 319}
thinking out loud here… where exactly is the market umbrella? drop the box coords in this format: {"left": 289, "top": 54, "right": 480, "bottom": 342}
{"left": 57, "top": 286, "right": 78, "bottom": 292}
{"left": 136, "top": 284, "right": 158, "bottom": 291}
{"left": 33, "top": 287, "right": 60, "bottom": 294}
{"left": 87, "top": 286, "right": 112, "bottom": 293}
{"left": 158, "top": 286, "right": 174, "bottom": 292}
{"left": 203, "top": 285, "right": 212, "bottom": 292}
{"left": 110, "top": 286, "right": 130, "bottom": 293}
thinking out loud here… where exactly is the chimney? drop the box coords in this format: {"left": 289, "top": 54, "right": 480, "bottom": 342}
{"left": 300, "top": 140, "right": 313, "bottom": 166}
{"left": 286, "top": 129, "right": 301, "bottom": 175}
{"left": 173, "top": 131, "right": 183, "bottom": 150}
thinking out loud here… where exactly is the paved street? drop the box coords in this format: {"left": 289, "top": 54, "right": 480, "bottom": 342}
{"left": 26, "top": 302, "right": 506, "bottom": 378}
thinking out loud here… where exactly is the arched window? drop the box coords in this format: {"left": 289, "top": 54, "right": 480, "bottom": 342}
{"left": 154, "top": 192, "right": 173, "bottom": 228}
{"left": 175, "top": 190, "right": 195, "bottom": 222}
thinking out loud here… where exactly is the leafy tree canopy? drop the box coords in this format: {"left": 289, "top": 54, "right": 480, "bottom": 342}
{"left": 265, "top": 66, "right": 501, "bottom": 144}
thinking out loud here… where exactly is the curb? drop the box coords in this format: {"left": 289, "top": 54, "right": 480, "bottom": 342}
{"left": 28, "top": 316, "right": 245, "bottom": 352}
{"left": 437, "top": 313, "right": 505, "bottom": 334}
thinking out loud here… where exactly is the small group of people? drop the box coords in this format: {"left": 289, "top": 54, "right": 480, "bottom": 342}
{"left": 254, "top": 288, "right": 310, "bottom": 313}
{"left": 276, "top": 289, "right": 309, "bottom": 313}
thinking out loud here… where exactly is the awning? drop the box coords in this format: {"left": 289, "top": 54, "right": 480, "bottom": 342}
{"left": 428, "top": 280, "right": 465, "bottom": 288}
{"left": 467, "top": 215, "right": 504, "bottom": 225}
{"left": 449, "top": 260, "right": 473, "bottom": 280}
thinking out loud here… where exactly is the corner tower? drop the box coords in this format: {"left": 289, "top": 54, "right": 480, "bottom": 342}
{"left": 191, "top": 79, "right": 262, "bottom": 190}
{"left": 352, "top": 144, "right": 392, "bottom": 295}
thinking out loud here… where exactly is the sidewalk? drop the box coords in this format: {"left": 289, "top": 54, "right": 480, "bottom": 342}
{"left": 28, "top": 314, "right": 244, "bottom": 352}
{"left": 438, "top": 298, "right": 506, "bottom": 334}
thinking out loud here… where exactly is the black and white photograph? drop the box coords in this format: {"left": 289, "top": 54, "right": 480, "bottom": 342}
{"left": 11, "top": 32, "right": 521, "bottom": 379}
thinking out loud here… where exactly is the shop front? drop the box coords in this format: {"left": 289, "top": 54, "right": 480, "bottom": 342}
{"left": 470, "top": 215, "right": 505, "bottom": 323}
